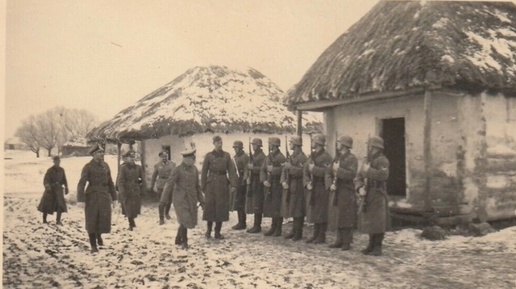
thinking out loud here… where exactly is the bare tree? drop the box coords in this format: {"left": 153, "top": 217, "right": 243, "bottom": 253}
{"left": 35, "top": 111, "right": 59, "bottom": 156}
{"left": 15, "top": 116, "right": 41, "bottom": 157}
{"left": 54, "top": 107, "right": 98, "bottom": 152}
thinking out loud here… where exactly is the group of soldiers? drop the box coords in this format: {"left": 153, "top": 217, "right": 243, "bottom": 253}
{"left": 37, "top": 133, "right": 390, "bottom": 256}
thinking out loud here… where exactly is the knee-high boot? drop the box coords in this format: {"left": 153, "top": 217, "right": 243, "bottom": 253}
{"left": 214, "top": 222, "right": 224, "bottom": 239}
{"left": 306, "top": 223, "right": 320, "bottom": 243}
{"left": 370, "top": 233, "right": 384, "bottom": 256}
{"left": 362, "top": 234, "right": 375, "bottom": 255}
{"left": 292, "top": 217, "right": 304, "bottom": 241}
{"left": 329, "top": 228, "right": 344, "bottom": 248}
{"left": 273, "top": 217, "right": 283, "bottom": 237}
{"left": 247, "top": 214, "right": 262, "bottom": 233}
{"left": 314, "top": 223, "right": 327, "bottom": 244}
{"left": 341, "top": 228, "right": 353, "bottom": 251}
{"left": 88, "top": 233, "right": 98, "bottom": 253}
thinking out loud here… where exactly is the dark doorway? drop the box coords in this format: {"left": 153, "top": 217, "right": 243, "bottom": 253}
{"left": 380, "top": 118, "right": 406, "bottom": 197}
{"left": 161, "top": 145, "right": 171, "bottom": 160}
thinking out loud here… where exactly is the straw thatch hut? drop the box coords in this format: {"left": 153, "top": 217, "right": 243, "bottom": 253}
{"left": 284, "top": 1, "right": 516, "bottom": 225}
{"left": 87, "top": 65, "right": 322, "bottom": 185}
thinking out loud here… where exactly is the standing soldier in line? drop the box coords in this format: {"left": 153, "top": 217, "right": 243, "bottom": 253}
{"left": 245, "top": 138, "right": 267, "bottom": 233}
{"left": 231, "top": 141, "right": 250, "bottom": 230}
{"left": 117, "top": 150, "right": 146, "bottom": 231}
{"left": 150, "top": 150, "right": 176, "bottom": 225}
{"left": 165, "top": 145, "right": 205, "bottom": 249}
{"left": 201, "top": 135, "right": 238, "bottom": 239}
{"left": 261, "top": 137, "right": 287, "bottom": 237}
{"left": 280, "top": 136, "right": 308, "bottom": 241}
{"left": 38, "top": 156, "right": 69, "bottom": 225}
{"left": 325, "top": 136, "right": 358, "bottom": 250}
{"left": 356, "top": 136, "right": 391, "bottom": 256}
{"left": 77, "top": 144, "right": 118, "bottom": 253}
{"left": 304, "top": 134, "right": 333, "bottom": 244}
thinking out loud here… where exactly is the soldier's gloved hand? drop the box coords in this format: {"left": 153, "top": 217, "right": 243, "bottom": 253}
{"left": 330, "top": 183, "right": 337, "bottom": 191}
{"left": 246, "top": 178, "right": 251, "bottom": 185}
{"left": 267, "top": 165, "right": 273, "bottom": 173}
{"left": 282, "top": 182, "right": 289, "bottom": 190}
{"left": 306, "top": 182, "right": 313, "bottom": 190}
{"left": 283, "top": 162, "right": 291, "bottom": 170}
{"left": 332, "top": 161, "right": 340, "bottom": 171}
{"left": 263, "top": 180, "right": 271, "bottom": 188}
{"left": 358, "top": 186, "right": 367, "bottom": 196}
{"left": 230, "top": 187, "right": 237, "bottom": 194}
{"left": 308, "top": 163, "right": 315, "bottom": 172}
{"left": 362, "top": 163, "right": 370, "bottom": 172}
{"left": 65, "top": 187, "right": 69, "bottom": 195}
{"left": 247, "top": 163, "right": 254, "bottom": 170}
{"left": 44, "top": 184, "right": 51, "bottom": 191}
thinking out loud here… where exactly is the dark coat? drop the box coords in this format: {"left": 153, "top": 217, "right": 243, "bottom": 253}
{"left": 304, "top": 149, "right": 333, "bottom": 224}
{"left": 201, "top": 149, "right": 238, "bottom": 222}
{"left": 280, "top": 150, "right": 308, "bottom": 218}
{"left": 117, "top": 162, "right": 146, "bottom": 219}
{"left": 37, "top": 166, "right": 68, "bottom": 214}
{"left": 160, "top": 162, "right": 177, "bottom": 205}
{"left": 356, "top": 152, "right": 391, "bottom": 234}
{"left": 167, "top": 163, "right": 204, "bottom": 229}
{"left": 231, "top": 151, "right": 249, "bottom": 211}
{"left": 245, "top": 149, "right": 266, "bottom": 214}
{"left": 151, "top": 160, "right": 176, "bottom": 192}
{"left": 261, "top": 150, "right": 287, "bottom": 218}
{"left": 325, "top": 151, "right": 358, "bottom": 228}
{"left": 77, "top": 159, "right": 117, "bottom": 234}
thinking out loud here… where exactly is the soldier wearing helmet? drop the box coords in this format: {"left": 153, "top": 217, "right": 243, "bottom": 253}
{"left": 261, "top": 137, "right": 287, "bottom": 237}
{"left": 246, "top": 138, "right": 267, "bottom": 233}
{"left": 280, "top": 135, "right": 308, "bottom": 241}
{"left": 230, "top": 140, "right": 250, "bottom": 230}
{"left": 325, "top": 135, "right": 358, "bottom": 250}
{"left": 304, "top": 133, "right": 333, "bottom": 244}
{"left": 356, "top": 135, "right": 390, "bottom": 256}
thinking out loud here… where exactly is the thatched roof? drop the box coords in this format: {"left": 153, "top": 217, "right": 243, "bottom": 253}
{"left": 87, "top": 66, "right": 322, "bottom": 142}
{"left": 285, "top": 1, "right": 516, "bottom": 107}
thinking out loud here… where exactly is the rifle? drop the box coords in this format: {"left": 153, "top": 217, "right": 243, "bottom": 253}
{"left": 247, "top": 137, "right": 253, "bottom": 198}
{"left": 332, "top": 132, "right": 339, "bottom": 206}
{"left": 284, "top": 135, "right": 291, "bottom": 203}
{"left": 357, "top": 134, "right": 371, "bottom": 214}
{"left": 308, "top": 134, "right": 316, "bottom": 206}
{"left": 265, "top": 144, "right": 273, "bottom": 202}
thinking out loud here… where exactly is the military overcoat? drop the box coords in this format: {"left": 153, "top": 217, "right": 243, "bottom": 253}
{"left": 168, "top": 163, "right": 204, "bottom": 229}
{"left": 260, "top": 150, "right": 286, "bottom": 218}
{"left": 245, "top": 149, "right": 266, "bottom": 214}
{"left": 280, "top": 150, "right": 307, "bottom": 218}
{"left": 231, "top": 151, "right": 249, "bottom": 211}
{"left": 37, "top": 166, "right": 68, "bottom": 214}
{"left": 117, "top": 162, "right": 146, "bottom": 219}
{"left": 303, "top": 149, "right": 333, "bottom": 224}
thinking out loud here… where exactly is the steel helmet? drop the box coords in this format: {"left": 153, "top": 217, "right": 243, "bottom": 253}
{"left": 312, "top": 134, "right": 326, "bottom": 146}
{"left": 269, "top": 137, "right": 281, "bottom": 147}
{"left": 289, "top": 136, "right": 302, "bottom": 146}
{"left": 337, "top": 135, "right": 353, "bottom": 148}
{"left": 369, "top": 136, "right": 384, "bottom": 149}
{"left": 233, "top": 141, "right": 244, "bottom": 148}
{"left": 251, "top": 138, "right": 263, "bottom": 146}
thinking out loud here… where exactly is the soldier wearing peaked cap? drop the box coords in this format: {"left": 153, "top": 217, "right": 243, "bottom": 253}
{"left": 117, "top": 150, "right": 146, "bottom": 231}
{"left": 246, "top": 138, "right": 267, "bottom": 233}
{"left": 280, "top": 136, "right": 308, "bottom": 241}
{"left": 325, "top": 135, "right": 358, "bottom": 250}
{"left": 37, "top": 155, "right": 69, "bottom": 225}
{"left": 150, "top": 150, "right": 176, "bottom": 225}
{"left": 230, "top": 140, "right": 250, "bottom": 230}
{"left": 77, "top": 144, "right": 117, "bottom": 253}
{"left": 356, "top": 136, "right": 391, "bottom": 256}
{"left": 261, "top": 137, "right": 287, "bottom": 237}
{"left": 201, "top": 135, "right": 238, "bottom": 239}
{"left": 304, "top": 134, "right": 333, "bottom": 244}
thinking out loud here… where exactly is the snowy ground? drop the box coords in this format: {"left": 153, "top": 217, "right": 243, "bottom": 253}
{"left": 3, "top": 150, "right": 516, "bottom": 289}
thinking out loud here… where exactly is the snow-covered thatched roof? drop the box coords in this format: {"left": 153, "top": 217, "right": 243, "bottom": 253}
{"left": 285, "top": 1, "right": 516, "bottom": 107}
{"left": 87, "top": 66, "right": 322, "bottom": 142}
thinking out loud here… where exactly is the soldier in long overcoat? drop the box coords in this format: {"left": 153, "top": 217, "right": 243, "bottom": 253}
{"left": 280, "top": 136, "right": 308, "bottom": 241}
{"left": 231, "top": 141, "right": 250, "bottom": 230}
{"left": 77, "top": 144, "right": 117, "bottom": 253}
{"left": 150, "top": 150, "right": 176, "bottom": 224}
{"left": 117, "top": 150, "right": 146, "bottom": 231}
{"left": 201, "top": 135, "right": 238, "bottom": 239}
{"left": 356, "top": 136, "right": 391, "bottom": 256}
{"left": 325, "top": 136, "right": 358, "bottom": 250}
{"left": 304, "top": 134, "right": 333, "bottom": 244}
{"left": 37, "top": 156, "right": 69, "bottom": 225}
{"left": 261, "top": 137, "right": 287, "bottom": 237}
{"left": 245, "top": 138, "right": 266, "bottom": 233}
{"left": 164, "top": 147, "right": 205, "bottom": 249}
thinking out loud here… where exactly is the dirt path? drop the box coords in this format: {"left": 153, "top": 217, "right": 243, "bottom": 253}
{"left": 3, "top": 196, "right": 516, "bottom": 289}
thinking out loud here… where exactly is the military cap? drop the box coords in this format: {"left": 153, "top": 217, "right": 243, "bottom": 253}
{"left": 180, "top": 148, "right": 196, "bottom": 157}
{"left": 213, "top": 135, "right": 222, "bottom": 143}
{"left": 269, "top": 137, "right": 281, "bottom": 147}
{"left": 289, "top": 136, "right": 302, "bottom": 146}
{"left": 337, "top": 135, "right": 353, "bottom": 148}
{"left": 88, "top": 143, "right": 104, "bottom": 155}
{"left": 251, "top": 138, "right": 263, "bottom": 146}
{"left": 233, "top": 140, "right": 244, "bottom": 148}
{"left": 52, "top": 155, "right": 61, "bottom": 161}
{"left": 158, "top": 150, "right": 168, "bottom": 157}
{"left": 123, "top": 150, "right": 136, "bottom": 158}
{"left": 313, "top": 134, "right": 326, "bottom": 146}
{"left": 369, "top": 136, "right": 384, "bottom": 149}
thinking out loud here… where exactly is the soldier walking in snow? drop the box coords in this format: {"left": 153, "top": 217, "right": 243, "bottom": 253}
{"left": 77, "top": 144, "right": 118, "bottom": 253}
{"left": 261, "top": 137, "right": 287, "bottom": 237}
{"left": 150, "top": 150, "right": 176, "bottom": 225}
{"left": 201, "top": 135, "right": 238, "bottom": 239}
{"left": 304, "top": 134, "right": 333, "bottom": 244}
{"left": 245, "top": 138, "right": 267, "bottom": 233}
{"left": 325, "top": 136, "right": 358, "bottom": 250}
{"left": 37, "top": 156, "right": 69, "bottom": 225}
{"left": 117, "top": 150, "right": 146, "bottom": 231}
{"left": 164, "top": 146, "right": 205, "bottom": 249}
{"left": 280, "top": 136, "right": 308, "bottom": 241}
{"left": 231, "top": 141, "right": 250, "bottom": 230}
{"left": 356, "top": 136, "right": 391, "bottom": 256}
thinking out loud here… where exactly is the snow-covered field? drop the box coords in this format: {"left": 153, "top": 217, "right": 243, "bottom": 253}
{"left": 3, "top": 150, "right": 516, "bottom": 289}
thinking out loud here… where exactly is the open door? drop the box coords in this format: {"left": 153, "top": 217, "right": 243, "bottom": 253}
{"left": 380, "top": 118, "right": 406, "bottom": 197}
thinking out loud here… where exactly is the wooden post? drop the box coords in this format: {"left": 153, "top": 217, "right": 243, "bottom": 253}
{"left": 296, "top": 110, "right": 303, "bottom": 137}
{"left": 423, "top": 90, "right": 434, "bottom": 216}
{"left": 117, "top": 141, "right": 122, "bottom": 169}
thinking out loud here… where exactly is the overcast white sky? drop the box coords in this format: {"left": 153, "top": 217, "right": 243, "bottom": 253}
{"left": 4, "top": 0, "right": 383, "bottom": 139}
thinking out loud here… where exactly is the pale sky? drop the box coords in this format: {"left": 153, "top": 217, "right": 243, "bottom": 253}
{"left": 4, "top": 0, "right": 382, "bottom": 139}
